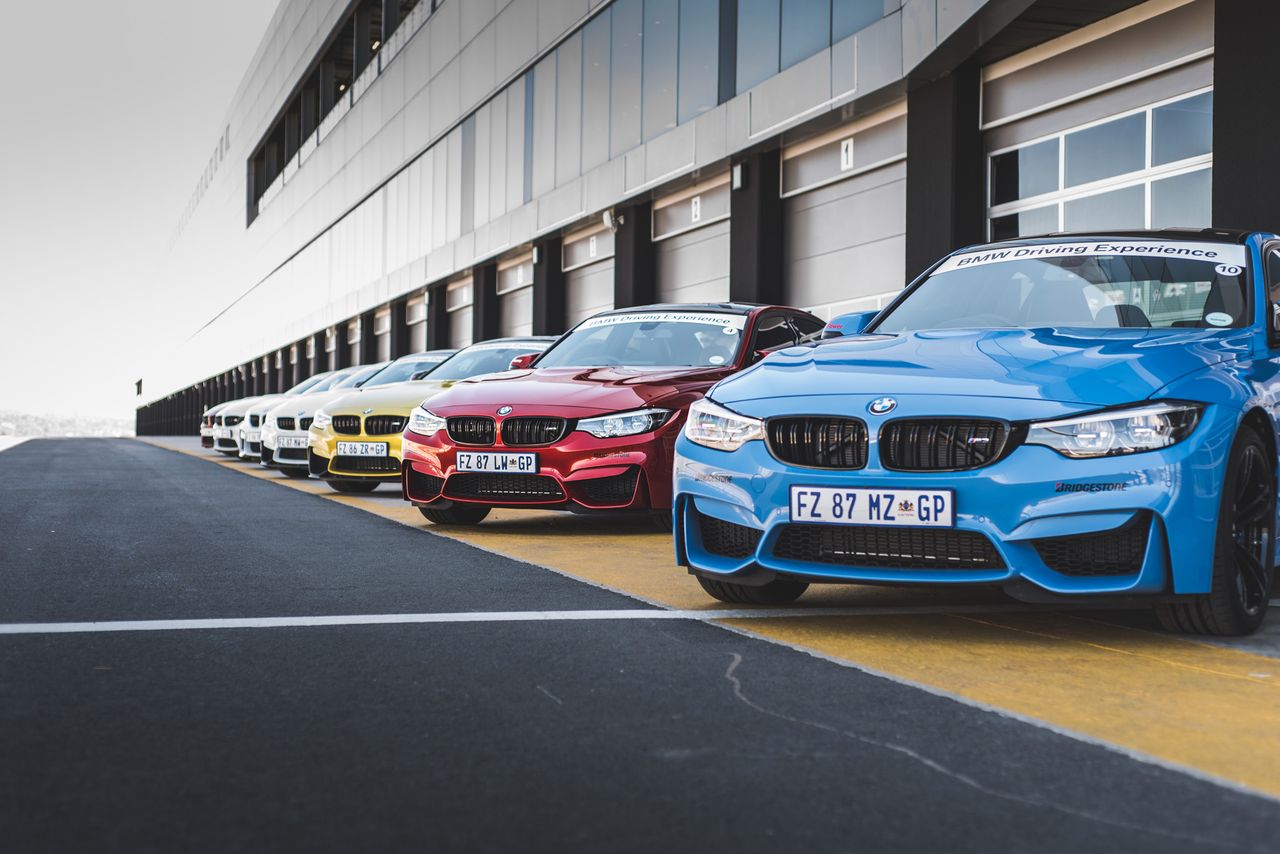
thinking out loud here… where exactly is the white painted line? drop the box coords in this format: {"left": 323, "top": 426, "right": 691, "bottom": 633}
{"left": 0, "top": 603, "right": 1047, "bottom": 636}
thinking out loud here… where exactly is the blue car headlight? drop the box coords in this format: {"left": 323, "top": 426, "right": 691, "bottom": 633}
{"left": 1025, "top": 402, "right": 1203, "bottom": 459}
{"left": 408, "top": 406, "right": 446, "bottom": 437}
{"left": 577, "top": 408, "right": 671, "bottom": 439}
{"left": 684, "top": 398, "right": 765, "bottom": 452}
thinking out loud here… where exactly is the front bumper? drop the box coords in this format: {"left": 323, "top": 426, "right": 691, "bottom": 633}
{"left": 308, "top": 427, "right": 403, "bottom": 481}
{"left": 674, "top": 405, "right": 1235, "bottom": 597}
{"left": 400, "top": 423, "right": 678, "bottom": 512}
{"left": 236, "top": 427, "right": 263, "bottom": 460}
{"left": 261, "top": 429, "right": 309, "bottom": 468}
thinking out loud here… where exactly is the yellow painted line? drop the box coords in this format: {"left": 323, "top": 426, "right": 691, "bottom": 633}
{"left": 141, "top": 438, "right": 1280, "bottom": 799}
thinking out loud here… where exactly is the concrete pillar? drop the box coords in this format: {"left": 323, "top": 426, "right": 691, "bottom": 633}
{"left": 533, "top": 237, "right": 567, "bottom": 335}
{"left": 729, "top": 150, "right": 784, "bottom": 305}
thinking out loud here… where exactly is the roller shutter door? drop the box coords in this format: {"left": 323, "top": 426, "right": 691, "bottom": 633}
{"left": 981, "top": 0, "right": 1213, "bottom": 239}
{"left": 782, "top": 104, "right": 907, "bottom": 319}
{"left": 446, "top": 279, "right": 473, "bottom": 348}
{"left": 563, "top": 226, "right": 615, "bottom": 326}
{"left": 498, "top": 254, "right": 534, "bottom": 337}
{"left": 653, "top": 176, "right": 730, "bottom": 304}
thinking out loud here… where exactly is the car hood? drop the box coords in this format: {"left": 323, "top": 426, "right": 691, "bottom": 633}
{"left": 713, "top": 327, "right": 1254, "bottom": 409}
{"left": 427, "top": 366, "right": 734, "bottom": 417}
{"left": 218, "top": 396, "right": 271, "bottom": 416}
{"left": 266, "top": 388, "right": 352, "bottom": 420}
{"left": 326, "top": 379, "right": 458, "bottom": 416}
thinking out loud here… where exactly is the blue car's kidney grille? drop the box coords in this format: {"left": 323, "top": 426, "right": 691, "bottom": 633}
{"left": 880, "top": 419, "right": 1009, "bottom": 471}
{"left": 1032, "top": 513, "right": 1150, "bottom": 576}
{"left": 774, "top": 524, "right": 1005, "bottom": 570}
{"left": 766, "top": 417, "right": 868, "bottom": 469}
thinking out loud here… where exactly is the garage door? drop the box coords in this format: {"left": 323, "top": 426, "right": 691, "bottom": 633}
{"left": 782, "top": 102, "right": 907, "bottom": 319}
{"left": 563, "top": 226, "right": 615, "bottom": 327}
{"left": 498, "top": 254, "right": 534, "bottom": 337}
{"left": 447, "top": 278, "right": 473, "bottom": 348}
{"left": 653, "top": 176, "right": 730, "bottom": 305}
{"left": 982, "top": 0, "right": 1213, "bottom": 239}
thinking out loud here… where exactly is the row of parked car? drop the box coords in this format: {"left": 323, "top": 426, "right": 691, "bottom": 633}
{"left": 201, "top": 230, "right": 1280, "bottom": 636}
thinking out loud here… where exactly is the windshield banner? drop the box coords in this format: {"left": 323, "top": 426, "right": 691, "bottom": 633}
{"left": 936, "top": 241, "right": 1249, "bottom": 275}
{"left": 579, "top": 312, "right": 747, "bottom": 332}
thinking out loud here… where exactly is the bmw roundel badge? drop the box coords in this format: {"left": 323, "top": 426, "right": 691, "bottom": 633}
{"left": 868, "top": 397, "right": 897, "bottom": 416}
{"left": 363, "top": 408, "right": 374, "bottom": 415}
{"left": 497, "top": 406, "right": 513, "bottom": 416}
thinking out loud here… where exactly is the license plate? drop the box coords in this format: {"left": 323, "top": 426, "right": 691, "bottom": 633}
{"left": 337, "top": 441, "right": 388, "bottom": 457}
{"left": 278, "top": 436, "right": 308, "bottom": 449}
{"left": 456, "top": 452, "right": 538, "bottom": 474}
{"left": 214, "top": 427, "right": 232, "bottom": 439}
{"left": 245, "top": 431, "right": 261, "bottom": 443}
{"left": 789, "top": 486, "right": 954, "bottom": 527}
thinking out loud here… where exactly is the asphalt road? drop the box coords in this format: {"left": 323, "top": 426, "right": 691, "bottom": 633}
{"left": 3, "top": 439, "right": 1279, "bottom": 853}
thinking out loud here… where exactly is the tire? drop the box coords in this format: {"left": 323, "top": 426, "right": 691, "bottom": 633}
{"left": 281, "top": 467, "right": 311, "bottom": 479}
{"left": 697, "top": 575, "right": 808, "bottom": 606}
{"left": 325, "top": 480, "right": 380, "bottom": 494}
{"left": 419, "top": 505, "right": 491, "bottom": 525}
{"left": 1155, "top": 425, "right": 1274, "bottom": 636}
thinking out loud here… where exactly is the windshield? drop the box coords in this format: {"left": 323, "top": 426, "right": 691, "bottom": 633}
{"left": 536, "top": 312, "right": 747, "bottom": 368}
{"left": 284, "top": 372, "right": 330, "bottom": 394}
{"left": 429, "top": 343, "right": 550, "bottom": 381}
{"left": 305, "top": 369, "right": 356, "bottom": 393}
{"left": 363, "top": 353, "right": 452, "bottom": 387}
{"left": 875, "top": 240, "right": 1250, "bottom": 332}
{"left": 332, "top": 363, "right": 386, "bottom": 390}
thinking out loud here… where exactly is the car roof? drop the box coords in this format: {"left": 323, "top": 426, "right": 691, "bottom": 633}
{"left": 400, "top": 349, "right": 457, "bottom": 358}
{"left": 594, "top": 302, "right": 771, "bottom": 316}
{"left": 960, "top": 228, "right": 1257, "bottom": 255}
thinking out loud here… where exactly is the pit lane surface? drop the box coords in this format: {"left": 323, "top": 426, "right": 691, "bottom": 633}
{"left": 3, "top": 438, "right": 1279, "bottom": 852}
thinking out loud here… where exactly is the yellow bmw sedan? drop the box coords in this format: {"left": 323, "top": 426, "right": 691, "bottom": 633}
{"left": 308, "top": 337, "right": 554, "bottom": 492}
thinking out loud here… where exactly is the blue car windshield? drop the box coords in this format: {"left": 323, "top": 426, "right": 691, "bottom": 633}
{"left": 875, "top": 240, "right": 1250, "bottom": 332}
{"left": 536, "top": 312, "right": 748, "bottom": 368}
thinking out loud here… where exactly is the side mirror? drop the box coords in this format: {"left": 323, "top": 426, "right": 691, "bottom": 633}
{"left": 1272, "top": 303, "right": 1280, "bottom": 333}
{"left": 508, "top": 352, "right": 540, "bottom": 370}
{"left": 822, "top": 310, "right": 881, "bottom": 339}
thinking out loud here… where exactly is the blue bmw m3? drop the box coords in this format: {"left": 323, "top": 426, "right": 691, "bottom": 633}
{"left": 673, "top": 230, "right": 1280, "bottom": 635}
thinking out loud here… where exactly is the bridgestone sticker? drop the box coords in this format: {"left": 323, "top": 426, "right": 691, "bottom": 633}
{"left": 936, "top": 241, "right": 1248, "bottom": 274}
{"left": 580, "top": 312, "right": 746, "bottom": 332}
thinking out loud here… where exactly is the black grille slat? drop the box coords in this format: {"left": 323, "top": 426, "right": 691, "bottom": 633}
{"left": 1032, "top": 514, "right": 1150, "bottom": 577}
{"left": 447, "top": 417, "right": 496, "bottom": 446}
{"left": 697, "top": 511, "right": 763, "bottom": 559}
{"left": 247, "top": 442, "right": 261, "bottom": 453}
{"left": 365, "top": 415, "right": 408, "bottom": 435}
{"left": 276, "top": 417, "right": 296, "bottom": 431}
{"left": 576, "top": 469, "right": 639, "bottom": 506}
{"left": 332, "top": 416, "right": 361, "bottom": 435}
{"left": 501, "top": 417, "right": 568, "bottom": 447}
{"left": 767, "top": 417, "right": 868, "bottom": 469}
{"left": 277, "top": 448, "right": 306, "bottom": 461}
{"left": 300, "top": 417, "right": 314, "bottom": 431}
{"left": 774, "top": 524, "right": 1005, "bottom": 570}
{"left": 332, "top": 455, "right": 399, "bottom": 473}
{"left": 446, "top": 474, "right": 565, "bottom": 501}
{"left": 881, "top": 419, "right": 1008, "bottom": 472}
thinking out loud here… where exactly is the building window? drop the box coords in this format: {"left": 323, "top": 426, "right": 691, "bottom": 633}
{"left": 737, "top": 0, "right": 781, "bottom": 94}
{"left": 987, "top": 90, "right": 1213, "bottom": 241}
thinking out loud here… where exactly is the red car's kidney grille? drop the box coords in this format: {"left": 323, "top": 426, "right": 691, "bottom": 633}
{"left": 501, "top": 417, "right": 567, "bottom": 446}
{"left": 448, "top": 417, "right": 496, "bottom": 446}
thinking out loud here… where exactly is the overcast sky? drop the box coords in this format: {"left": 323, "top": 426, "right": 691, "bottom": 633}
{"left": 0, "top": 0, "right": 278, "bottom": 422}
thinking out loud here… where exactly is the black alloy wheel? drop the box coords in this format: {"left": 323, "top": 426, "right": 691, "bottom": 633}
{"left": 1156, "top": 425, "right": 1274, "bottom": 636}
